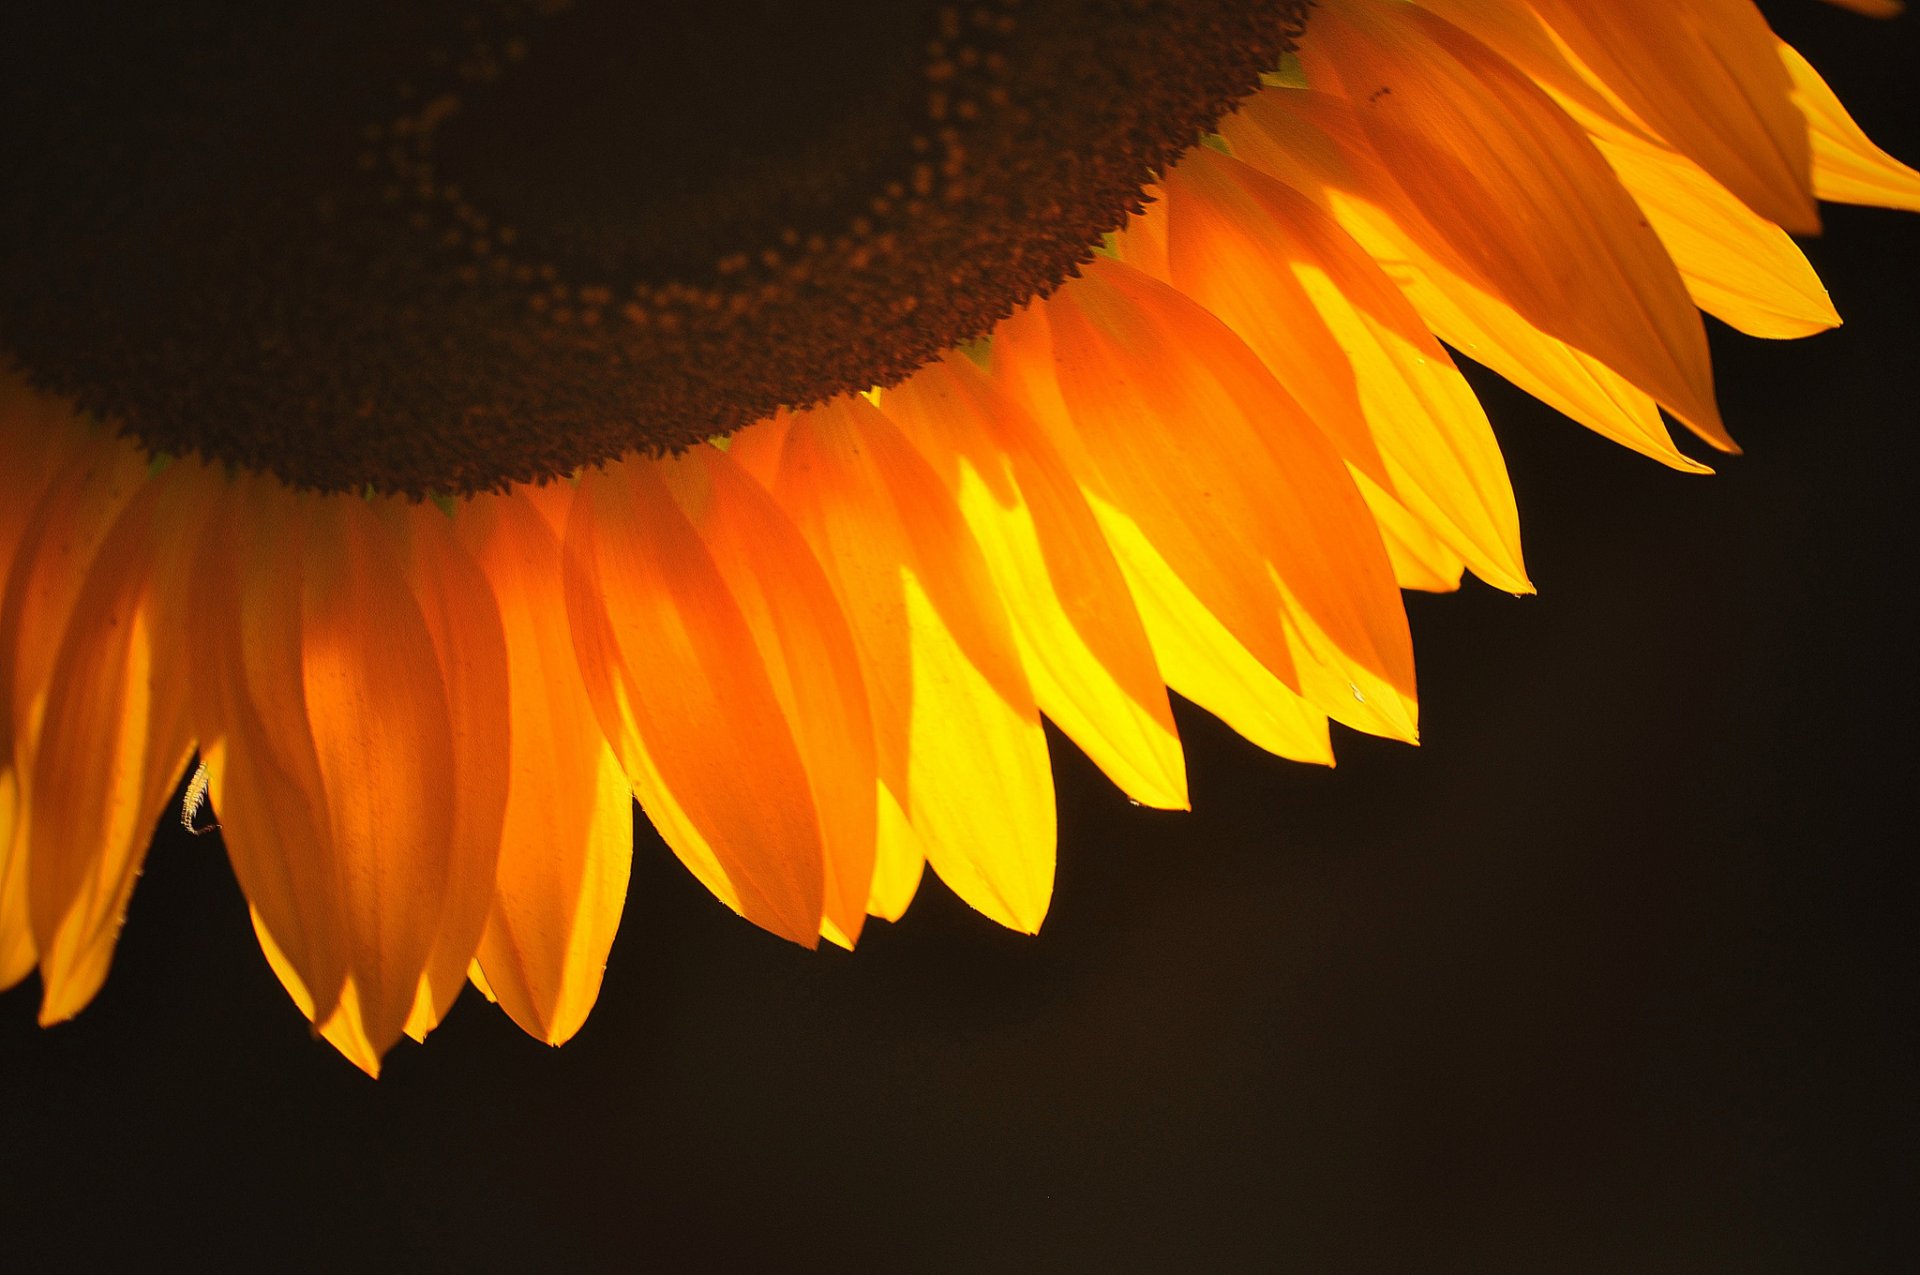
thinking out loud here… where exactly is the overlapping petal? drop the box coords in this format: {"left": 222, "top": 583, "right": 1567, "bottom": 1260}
{"left": 0, "top": 0, "right": 1913, "bottom": 1073}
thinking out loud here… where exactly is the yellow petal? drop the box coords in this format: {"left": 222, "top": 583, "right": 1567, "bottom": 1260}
{"left": 0, "top": 767, "right": 28, "bottom": 990}
{"left": 1165, "top": 147, "right": 1529, "bottom": 593}
{"left": 1780, "top": 40, "right": 1920, "bottom": 212}
{"left": 1094, "top": 507, "right": 1336, "bottom": 764}
{"left": 250, "top": 907, "right": 383, "bottom": 1078}
{"left": 0, "top": 435, "right": 150, "bottom": 994}
{"left": 565, "top": 460, "right": 826, "bottom": 945}
{"left": 730, "top": 398, "right": 1056, "bottom": 933}
{"left": 884, "top": 354, "right": 1189, "bottom": 810}
{"left": 1358, "top": 474, "right": 1469, "bottom": 595}
{"left": 1300, "top": 1, "right": 1729, "bottom": 451}
{"left": 458, "top": 492, "right": 631, "bottom": 1046}
{"left": 867, "top": 784, "right": 927, "bottom": 922}
{"left": 1521, "top": 0, "right": 1819, "bottom": 233}
{"left": 1041, "top": 258, "right": 1418, "bottom": 741}
{"left": 1593, "top": 128, "right": 1838, "bottom": 339}
{"left": 1226, "top": 89, "right": 1711, "bottom": 472}
{"left": 991, "top": 301, "right": 1335, "bottom": 763}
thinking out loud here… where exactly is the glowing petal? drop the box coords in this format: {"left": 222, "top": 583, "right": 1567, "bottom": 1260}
{"left": 458, "top": 492, "right": 632, "bottom": 1046}
{"left": 1166, "top": 147, "right": 1529, "bottom": 593}
{"left": 189, "top": 480, "right": 351, "bottom": 1033}
{"left": 394, "top": 504, "right": 512, "bottom": 1043}
{"left": 1520, "top": 0, "right": 1819, "bottom": 233}
{"left": 990, "top": 300, "right": 1336, "bottom": 763}
{"left": 27, "top": 463, "right": 210, "bottom": 1021}
{"left": 1780, "top": 41, "right": 1920, "bottom": 212}
{"left": 731, "top": 398, "right": 1056, "bottom": 933}
{"left": 565, "top": 460, "right": 826, "bottom": 945}
{"left": 1300, "top": 1, "right": 1729, "bottom": 451}
{"left": 299, "top": 495, "right": 462, "bottom": 1063}
{"left": 1040, "top": 258, "right": 1417, "bottom": 741}
{"left": 884, "top": 354, "right": 1188, "bottom": 810}
{"left": 0, "top": 437, "right": 150, "bottom": 992}
{"left": 1594, "top": 130, "right": 1837, "bottom": 339}
{"left": 1226, "top": 89, "right": 1711, "bottom": 472}
{"left": 657, "top": 447, "right": 878, "bottom": 947}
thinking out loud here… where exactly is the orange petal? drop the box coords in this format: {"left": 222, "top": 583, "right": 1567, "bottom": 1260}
{"left": 1226, "top": 88, "right": 1712, "bottom": 472}
{"left": 730, "top": 398, "right": 1056, "bottom": 933}
{"left": 656, "top": 447, "right": 878, "bottom": 947}
{"left": 1358, "top": 476, "right": 1469, "bottom": 595}
{"left": 0, "top": 434, "right": 150, "bottom": 991}
{"left": 457, "top": 491, "right": 632, "bottom": 1045}
{"left": 298, "top": 494, "right": 461, "bottom": 1061}
{"left": 0, "top": 767, "right": 27, "bottom": 990}
{"left": 565, "top": 459, "right": 826, "bottom": 945}
{"left": 189, "top": 478, "right": 350, "bottom": 1033}
{"left": 990, "top": 301, "right": 1336, "bottom": 763}
{"left": 1780, "top": 41, "right": 1920, "bottom": 212}
{"left": 1521, "top": 0, "right": 1819, "bottom": 233}
{"left": 883, "top": 354, "right": 1188, "bottom": 810}
{"left": 1040, "top": 258, "right": 1418, "bottom": 741}
{"left": 1591, "top": 129, "right": 1838, "bottom": 339}
{"left": 1095, "top": 507, "right": 1337, "bottom": 764}
{"left": 28, "top": 461, "right": 212, "bottom": 1022}
{"left": 1298, "top": 1, "right": 1728, "bottom": 450}
{"left": 392, "top": 503, "right": 512, "bottom": 1043}
{"left": 1165, "top": 147, "right": 1529, "bottom": 594}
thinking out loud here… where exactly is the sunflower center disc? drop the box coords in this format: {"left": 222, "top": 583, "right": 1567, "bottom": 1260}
{"left": 1, "top": 0, "right": 1308, "bottom": 495}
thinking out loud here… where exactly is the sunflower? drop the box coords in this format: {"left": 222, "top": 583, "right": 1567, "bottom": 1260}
{"left": 1, "top": 0, "right": 1914, "bottom": 1075}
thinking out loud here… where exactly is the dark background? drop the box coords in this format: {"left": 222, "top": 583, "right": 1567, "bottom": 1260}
{"left": 2, "top": 7, "right": 1913, "bottom": 1271}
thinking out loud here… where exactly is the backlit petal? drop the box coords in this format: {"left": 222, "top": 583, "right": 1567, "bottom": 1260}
{"left": 656, "top": 447, "right": 878, "bottom": 947}
{"left": 884, "top": 354, "right": 1188, "bottom": 810}
{"left": 731, "top": 398, "right": 1056, "bottom": 933}
{"left": 1041, "top": 258, "right": 1418, "bottom": 741}
{"left": 28, "top": 461, "right": 212, "bottom": 1021}
{"left": 1299, "top": 1, "right": 1728, "bottom": 450}
{"left": 459, "top": 491, "right": 632, "bottom": 1046}
{"left": 1225, "top": 89, "right": 1712, "bottom": 472}
{"left": 394, "top": 504, "right": 512, "bottom": 1043}
{"left": 1780, "top": 41, "right": 1920, "bottom": 212}
{"left": 565, "top": 460, "right": 826, "bottom": 945}
{"left": 1165, "top": 147, "right": 1529, "bottom": 593}
{"left": 1519, "top": 0, "right": 1818, "bottom": 232}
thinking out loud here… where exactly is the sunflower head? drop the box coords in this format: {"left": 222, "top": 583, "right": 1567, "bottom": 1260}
{"left": 1, "top": 0, "right": 1916, "bottom": 1073}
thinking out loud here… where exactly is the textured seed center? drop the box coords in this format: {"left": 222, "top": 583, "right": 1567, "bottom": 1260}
{"left": 0, "top": 0, "right": 1309, "bottom": 495}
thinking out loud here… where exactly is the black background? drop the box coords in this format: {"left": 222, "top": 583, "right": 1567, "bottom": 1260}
{"left": 2, "top": 7, "right": 1913, "bottom": 1271}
